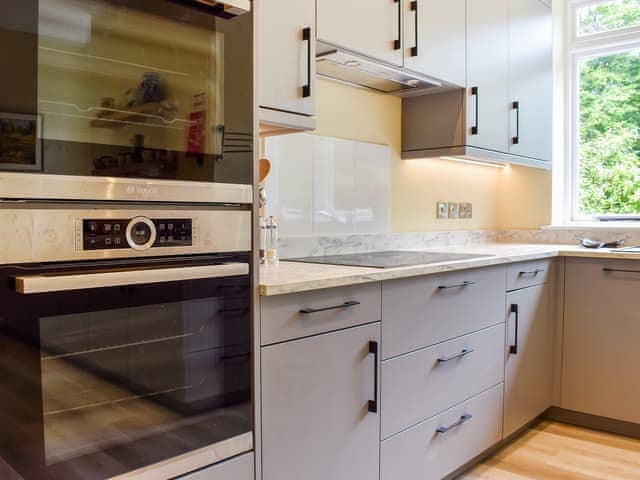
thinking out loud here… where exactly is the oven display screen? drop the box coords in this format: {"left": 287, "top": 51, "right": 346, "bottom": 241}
{"left": 82, "top": 219, "right": 193, "bottom": 250}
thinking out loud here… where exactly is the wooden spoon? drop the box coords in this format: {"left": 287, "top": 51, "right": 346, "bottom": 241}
{"left": 259, "top": 158, "right": 271, "bottom": 183}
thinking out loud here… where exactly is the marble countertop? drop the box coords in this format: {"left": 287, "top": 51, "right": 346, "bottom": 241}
{"left": 259, "top": 243, "right": 640, "bottom": 296}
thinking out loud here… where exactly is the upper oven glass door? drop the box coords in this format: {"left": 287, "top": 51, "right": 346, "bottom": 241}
{"left": 0, "top": 255, "right": 252, "bottom": 480}
{"left": 0, "top": 0, "right": 252, "bottom": 195}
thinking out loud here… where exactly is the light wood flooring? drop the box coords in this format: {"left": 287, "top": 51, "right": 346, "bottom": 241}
{"left": 460, "top": 420, "right": 640, "bottom": 479}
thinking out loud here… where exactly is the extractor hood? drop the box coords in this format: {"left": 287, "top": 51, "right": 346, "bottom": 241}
{"left": 316, "top": 40, "right": 442, "bottom": 94}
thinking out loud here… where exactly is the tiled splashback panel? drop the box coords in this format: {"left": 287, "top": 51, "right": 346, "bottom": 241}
{"left": 264, "top": 134, "right": 391, "bottom": 236}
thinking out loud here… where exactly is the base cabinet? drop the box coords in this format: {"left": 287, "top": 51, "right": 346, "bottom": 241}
{"left": 562, "top": 259, "right": 640, "bottom": 424}
{"left": 504, "top": 283, "right": 553, "bottom": 437}
{"left": 381, "top": 384, "right": 504, "bottom": 480}
{"left": 261, "top": 323, "right": 381, "bottom": 480}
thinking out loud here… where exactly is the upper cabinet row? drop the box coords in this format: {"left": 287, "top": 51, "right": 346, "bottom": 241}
{"left": 258, "top": 0, "right": 552, "bottom": 168}
{"left": 258, "top": 0, "right": 466, "bottom": 132}
{"left": 403, "top": 0, "right": 553, "bottom": 166}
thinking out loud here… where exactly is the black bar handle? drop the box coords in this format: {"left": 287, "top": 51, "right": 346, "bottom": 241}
{"left": 302, "top": 27, "right": 312, "bottom": 98}
{"left": 394, "top": 0, "right": 401, "bottom": 50}
{"left": 437, "top": 348, "right": 475, "bottom": 363}
{"left": 471, "top": 87, "right": 479, "bottom": 135}
{"left": 509, "top": 303, "right": 519, "bottom": 355}
{"left": 438, "top": 280, "right": 476, "bottom": 290}
{"left": 519, "top": 268, "right": 544, "bottom": 276}
{"left": 299, "top": 300, "right": 360, "bottom": 315}
{"left": 368, "top": 341, "right": 379, "bottom": 414}
{"left": 512, "top": 101, "right": 520, "bottom": 145}
{"left": 436, "top": 414, "right": 473, "bottom": 434}
{"left": 410, "top": 1, "right": 419, "bottom": 57}
{"left": 603, "top": 267, "right": 640, "bottom": 274}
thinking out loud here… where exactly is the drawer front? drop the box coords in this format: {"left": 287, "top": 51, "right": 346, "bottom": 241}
{"left": 381, "top": 384, "right": 504, "bottom": 480}
{"left": 506, "top": 259, "right": 552, "bottom": 291}
{"left": 381, "top": 324, "right": 504, "bottom": 439}
{"left": 261, "top": 283, "right": 381, "bottom": 345}
{"left": 177, "top": 453, "right": 254, "bottom": 480}
{"left": 382, "top": 267, "right": 505, "bottom": 359}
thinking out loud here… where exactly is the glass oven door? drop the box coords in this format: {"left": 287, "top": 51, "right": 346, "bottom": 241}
{"left": 0, "top": 254, "right": 252, "bottom": 480}
{"left": 0, "top": 0, "right": 253, "bottom": 203}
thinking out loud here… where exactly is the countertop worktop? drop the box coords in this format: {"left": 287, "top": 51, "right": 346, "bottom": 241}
{"left": 259, "top": 243, "right": 640, "bottom": 296}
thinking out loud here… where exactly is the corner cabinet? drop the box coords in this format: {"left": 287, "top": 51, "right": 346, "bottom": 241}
{"left": 316, "top": 0, "right": 466, "bottom": 86}
{"left": 258, "top": 0, "right": 316, "bottom": 133}
{"left": 562, "top": 259, "right": 640, "bottom": 424}
{"left": 402, "top": 0, "right": 553, "bottom": 168}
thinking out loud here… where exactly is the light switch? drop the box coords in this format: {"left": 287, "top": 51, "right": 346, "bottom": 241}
{"left": 448, "top": 202, "right": 459, "bottom": 219}
{"left": 437, "top": 202, "right": 448, "bottom": 219}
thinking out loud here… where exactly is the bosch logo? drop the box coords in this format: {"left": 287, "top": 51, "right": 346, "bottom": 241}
{"left": 125, "top": 185, "right": 159, "bottom": 196}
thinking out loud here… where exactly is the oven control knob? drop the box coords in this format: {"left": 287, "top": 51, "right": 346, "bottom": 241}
{"left": 125, "top": 217, "right": 157, "bottom": 251}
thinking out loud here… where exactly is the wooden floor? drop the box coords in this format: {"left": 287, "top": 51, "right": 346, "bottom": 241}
{"left": 460, "top": 420, "right": 640, "bottom": 479}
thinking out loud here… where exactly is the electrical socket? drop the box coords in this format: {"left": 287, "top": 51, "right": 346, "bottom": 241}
{"left": 437, "top": 201, "right": 448, "bottom": 219}
{"left": 448, "top": 202, "right": 459, "bottom": 219}
{"left": 459, "top": 202, "right": 473, "bottom": 219}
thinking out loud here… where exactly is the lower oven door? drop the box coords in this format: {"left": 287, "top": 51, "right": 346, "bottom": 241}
{"left": 0, "top": 255, "right": 252, "bottom": 480}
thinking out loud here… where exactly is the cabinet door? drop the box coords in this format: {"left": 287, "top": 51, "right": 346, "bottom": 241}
{"left": 258, "top": 0, "right": 316, "bottom": 116}
{"left": 403, "top": 0, "right": 466, "bottom": 86}
{"left": 563, "top": 260, "right": 640, "bottom": 424}
{"left": 316, "top": 0, "right": 402, "bottom": 66}
{"left": 508, "top": 0, "right": 552, "bottom": 162}
{"left": 261, "top": 323, "right": 380, "bottom": 480}
{"left": 504, "top": 284, "right": 553, "bottom": 437}
{"left": 466, "top": 0, "right": 510, "bottom": 153}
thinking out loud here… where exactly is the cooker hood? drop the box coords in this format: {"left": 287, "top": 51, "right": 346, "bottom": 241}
{"left": 316, "top": 40, "right": 442, "bottom": 94}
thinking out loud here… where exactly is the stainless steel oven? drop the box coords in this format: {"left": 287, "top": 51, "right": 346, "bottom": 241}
{"left": 0, "top": 204, "right": 253, "bottom": 479}
{"left": 0, "top": 0, "right": 253, "bottom": 204}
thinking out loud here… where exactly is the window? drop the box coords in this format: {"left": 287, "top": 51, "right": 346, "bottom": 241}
{"left": 567, "top": 0, "right": 640, "bottom": 221}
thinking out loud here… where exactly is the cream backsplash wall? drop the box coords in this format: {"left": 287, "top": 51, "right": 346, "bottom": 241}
{"left": 279, "top": 78, "right": 551, "bottom": 232}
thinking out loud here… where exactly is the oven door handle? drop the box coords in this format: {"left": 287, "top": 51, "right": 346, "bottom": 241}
{"left": 14, "top": 263, "right": 249, "bottom": 294}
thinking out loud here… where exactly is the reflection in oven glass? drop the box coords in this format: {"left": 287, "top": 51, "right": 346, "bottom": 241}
{"left": 39, "top": 297, "right": 251, "bottom": 466}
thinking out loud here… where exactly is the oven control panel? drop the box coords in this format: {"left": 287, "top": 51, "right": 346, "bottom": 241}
{"left": 80, "top": 217, "right": 194, "bottom": 251}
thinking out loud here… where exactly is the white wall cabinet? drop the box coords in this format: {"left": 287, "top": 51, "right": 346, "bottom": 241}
{"left": 403, "top": 0, "right": 466, "bottom": 86}
{"left": 504, "top": 283, "right": 553, "bottom": 437}
{"left": 258, "top": 0, "right": 316, "bottom": 131}
{"left": 316, "top": 0, "right": 403, "bottom": 66}
{"left": 507, "top": 0, "right": 553, "bottom": 161}
{"left": 261, "top": 323, "right": 381, "bottom": 480}
{"left": 466, "top": 0, "right": 510, "bottom": 153}
{"left": 562, "top": 259, "right": 640, "bottom": 424}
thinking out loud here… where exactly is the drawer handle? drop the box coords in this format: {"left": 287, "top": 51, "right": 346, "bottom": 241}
{"left": 436, "top": 413, "right": 473, "bottom": 434}
{"left": 518, "top": 269, "right": 544, "bottom": 276}
{"left": 299, "top": 300, "right": 361, "bottom": 314}
{"left": 368, "top": 341, "right": 379, "bottom": 414}
{"left": 437, "top": 348, "right": 474, "bottom": 363}
{"left": 438, "top": 281, "right": 476, "bottom": 290}
{"left": 603, "top": 267, "right": 640, "bottom": 274}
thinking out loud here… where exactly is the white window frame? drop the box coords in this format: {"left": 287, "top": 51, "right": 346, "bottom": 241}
{"left": 560, "top": 0, "right": 640, "bottom": 224}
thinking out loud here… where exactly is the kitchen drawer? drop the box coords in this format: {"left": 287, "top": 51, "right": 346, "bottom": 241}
{"left": 381, "top": 324, "right": 504, "bottom": 439}
{"left": 382, "top": 267, "right": 505, "bottom": 359}
{"left": 506, "top": 259, "right": 552, "bottom": 291}
{"left": 260, "top": 283, "right": 381, "bottom": 345}
{"left": 381, "top": 384, "right": 504, "bottom": 480}
{"left": 176, "top": 452, "right": 254, "bottom": 480}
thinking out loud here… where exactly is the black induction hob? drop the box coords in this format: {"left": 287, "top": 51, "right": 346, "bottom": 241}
{"left": 287, "top": 250, "right": 493, "bottom": 269}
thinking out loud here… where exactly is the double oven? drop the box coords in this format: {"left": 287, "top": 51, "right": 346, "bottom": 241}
{"left": 0, "top": 1, "right": 254, "bottom": 479}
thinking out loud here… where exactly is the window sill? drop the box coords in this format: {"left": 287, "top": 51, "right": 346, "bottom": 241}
{"left": 543, "top": 223, "right": 640, "bottom": 232}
